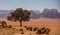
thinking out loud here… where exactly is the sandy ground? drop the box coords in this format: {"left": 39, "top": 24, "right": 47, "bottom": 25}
{"left": 0, "top": 18, "right": 60, "bottom": 35}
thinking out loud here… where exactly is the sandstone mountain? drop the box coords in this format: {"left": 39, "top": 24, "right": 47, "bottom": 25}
{"left": 0, "top": 9, "right": 60, "bottom": 19}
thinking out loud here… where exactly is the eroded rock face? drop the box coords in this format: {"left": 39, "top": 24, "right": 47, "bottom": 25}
{"left": 42, "top": 8, "right": 60, "bottom": 18}
{"left": 30, "top": 10, "right": 41, "bottom": 19}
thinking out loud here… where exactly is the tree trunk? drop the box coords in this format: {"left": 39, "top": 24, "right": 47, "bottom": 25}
{"left": 20, "top": 20, "right": 22, "bottom": 27}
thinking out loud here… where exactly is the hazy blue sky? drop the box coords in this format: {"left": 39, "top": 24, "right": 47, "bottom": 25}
{"left": 0, "top": 0, "right": 60, "bottom": 12}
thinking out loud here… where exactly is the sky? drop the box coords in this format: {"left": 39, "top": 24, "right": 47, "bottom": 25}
{"left": 0, "top": 0, "right": 60, "bottom": 12}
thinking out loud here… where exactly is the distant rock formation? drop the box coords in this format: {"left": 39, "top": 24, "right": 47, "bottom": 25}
{"left": 0, "top": 9, "right": 60, "bottom": 19}
{"left": 30, "top": 10, "right": 41, "bottom": 19}
{"left": 41, "top": 8, "right": 60, "bottom": 18}
{"left": 0, "top": 10, "right": 13, "bottom": 18}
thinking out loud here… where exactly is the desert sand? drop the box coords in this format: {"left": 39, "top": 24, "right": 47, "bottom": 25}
{"left": 0, "top": 18, "right": 60, "bottom": 35}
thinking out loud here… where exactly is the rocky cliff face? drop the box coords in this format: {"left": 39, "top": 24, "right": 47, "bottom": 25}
{"left": 41, "top": 8, "right": 60, "bottom": 18}
{"left": 30, "top": 10, "right": 41, "bottom": 19}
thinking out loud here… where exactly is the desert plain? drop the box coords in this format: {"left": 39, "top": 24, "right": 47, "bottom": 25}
{"left": 0, "top": 18, "right": 60, "bottom": 35}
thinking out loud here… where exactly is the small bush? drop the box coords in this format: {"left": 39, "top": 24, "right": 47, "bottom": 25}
{"left": 29, "top": 27, "right": 32, "bottom": 31}
{"left": 45, "top": 28, "right": 51, "bottom": 34}
{"left": 36, "top": 27, "right": 51, "bottom": 35}
{"left": 24, "top": 26, "right": 27, "bottom": 28}
{"left": 27, "top": 27, "right": 32, "bottom": 31}
{"left": 26, "top": 27, "right": 29, "bottom": 30}
{"left": 1, "top": 21, "right": 7, "bottom": 28}
{"left": 20, "top": 28, "right": 24, "bottom": 34}
{"left": 40, "top": 27, "right": 46, "bottom": 33}
{"left": 8, "top": 25, "right": 12, "bottom": 28}
{"left": 25, "top": 26, "right": 33, "bottom": 31}
{"left": 21, "top": 32, "right": 24, "bottom": 34}
{"left": 20, "top": 28, "right": 24, "bottom": 31}
{"left": 40, "top": 27, "right": 45, "bottom": 30}
{"left": 33, "top": 27, "right": 39, "bottom": 31}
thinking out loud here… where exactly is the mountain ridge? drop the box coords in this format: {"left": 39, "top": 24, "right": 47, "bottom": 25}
{"left": 0, "top": 9, "right": 60, "bottom": 19}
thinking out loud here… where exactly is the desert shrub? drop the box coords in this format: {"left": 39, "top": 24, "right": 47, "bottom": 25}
{"left": 45, "top": 28, "right": 51, "bottom": 34}
{"left": 20, "top": 28, "right": 24, "bottom": 34}
{"left": 24, "top": 26, "right": 27, "bottom": 29}
{"left": 40, "top": 27, "right": 45, "bottom": 30}
{"left": 8, "top": 25, "right": 12, "bottom": 28}
{"left": 27, "top": 27, "right": 33, "bottom": 31}
{"left": 20, "top": 28, "right": 24, "bottom": 31}
{"left": 25, "top": 26, "right": 33, "bottom": 31}
{"left": 36, "top": 29, "right": 41, "bottom": 34}
{"left": 24, "top": 26, "right": 29, "bottom": 30}
{"left": 24, "top": 26, "right": 27, "bottom": 28}
{"left": 24, "top": 26, "right": 30, "bottom": 30}
{"left": 33, "top": 27, "right": 39, "bottom": 31}
{"left": 29, "top": 27, "right": 32, "bottom": 31}
{"left": 21, "top": 32, "right": 24, "bottom": 34}
{"left": 40, "top": 27, "right": 46, "bottom": 33}
{"left": 1, "top": 21, "right": 7, "bottom": 28}
{"left": 36, "top": 27, "right": 51, "bottom": 35}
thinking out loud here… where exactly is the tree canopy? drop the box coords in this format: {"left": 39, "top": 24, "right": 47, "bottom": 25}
{"left": 7, "top": 8, "right": 31, "bottom": 27}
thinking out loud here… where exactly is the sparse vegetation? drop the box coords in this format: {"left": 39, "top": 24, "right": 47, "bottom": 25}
{"left": 25, "top": 26, "right": 33, "bottom": 31}
{"left": 21, "top": 32, "right": 24, "bottom": 34}
{"left": 20, "top": 28, "right": 24, "bottom": 31}
{"left": 33, "top": 27, "right": 39, "bottom": 31}
{"left": 20, "top": 28, "right": 25, "bottom": 34}
{"left": 28, "top": 27, "right": 32, "bottom": 31}
{"left": 1, "top": 21, "right": 7, "bottom": 28}
{"left": 24, "top": 26, "right": 27, "bottom": 28}
{"left": 0, "top": 18, "right": 59, "bottom": 35}
{"left": 45, "top": 28, "right": 51, "bottom": 34}
{"left": 0, "top": 8, "right": 59, "bottom": 35}
{"left": 36, "top": 27, "right": 51, "bottom": 35}
{"left": 8, "top": 25, "right": 12, "bottom": 28}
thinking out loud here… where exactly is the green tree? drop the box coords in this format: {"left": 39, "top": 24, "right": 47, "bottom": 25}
{"left": 7, "top": 8, "right": 31, "bottom": 27}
